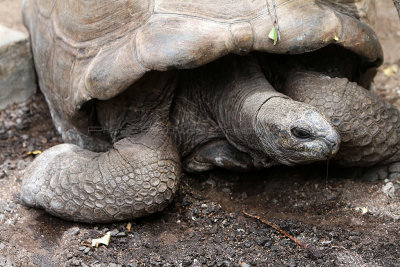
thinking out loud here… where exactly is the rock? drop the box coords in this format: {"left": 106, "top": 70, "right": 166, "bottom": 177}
{"left": 110, "top": 229, "right": 120, "bottom": 237}
{"left": 221, "top": 188, "right": 231, "bottom": 194}
{"left": 71, "top": 228, "right": 80, "bottom": 236}
{"left": 2, "top": 160, "right": 16, "bottom": 170}
{"left": 0, "top": 25, "right": 36, "bottom": 110}
{"left": 382, "top": 182, "right": 395, "bottom": 198}
{"left": 388, "top": 173, "right": 400, "bottom": 181}
{"left": 70, "top": 258, "right": 80, "bottom": 266}
{"left": 17, "top": 159, "right": 30, "bottom": 170}
{"left": 116, "top": 232, "right": 126, "bottom": 237}
{"left": 388, "top": 162, "right": 400, "bottom": 173}
{"left": 191, "top": 259, "right": 201, "bottom": 267}
{"left": 0, "top": 200, "right": 7, "bottom": 213}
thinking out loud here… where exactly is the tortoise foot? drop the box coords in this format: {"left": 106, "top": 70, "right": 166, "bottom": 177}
{"left": 21, "top": 135, "right": 181, "bottom": 223}
{"left": 361, "top": 162, "right": 400, "bottom": 182}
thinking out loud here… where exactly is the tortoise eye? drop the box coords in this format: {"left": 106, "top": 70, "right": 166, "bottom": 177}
{"left": 291, "top": 127, "right": 312, "bottom": 139}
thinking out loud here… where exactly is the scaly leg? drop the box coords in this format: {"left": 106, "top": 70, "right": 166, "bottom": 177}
{"left": 283, "top": 71, "right": 400, "bottom": 180}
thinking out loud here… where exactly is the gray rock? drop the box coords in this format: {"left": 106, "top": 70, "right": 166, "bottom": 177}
{"left": 116, "top": 232, "right": 126, "bottom": 237}
{"left": 110, "top": 229, "right": 120, "bottom": 237}
{"left": 0, "top": 200, "right": 6, "bottom": 213}
{"left": 382, "top": 182, "right": 395, "bottom": 198}
{"left": 17, "top": 160, "right": 30, "bottom": 170}
{"left": 71, "top": 228, "right": 80, "bottom": 236}
{"left": 0, "top": 25, "right": 36, "bottom": 110}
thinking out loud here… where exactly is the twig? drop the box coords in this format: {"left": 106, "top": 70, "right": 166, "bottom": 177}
{"left": 243, "top": 211, "right": 307, "bottom": 249}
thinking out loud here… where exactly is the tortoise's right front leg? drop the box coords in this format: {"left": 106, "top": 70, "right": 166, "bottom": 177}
{"left": 21, "top": 124, "right": 181, "bottom": 223}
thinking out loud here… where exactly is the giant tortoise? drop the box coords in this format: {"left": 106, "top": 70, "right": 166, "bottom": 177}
{"left": 20, "top": 0, "right": 399, "bottom": 223}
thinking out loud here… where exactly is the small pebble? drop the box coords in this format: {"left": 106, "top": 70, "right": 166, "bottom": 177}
{"left": 116, "top": 232, "right": 126, "bottom": 237}
{"left": 71, "top": 229, "right": 80, "bottom": 236}
{"left": 206, "top": 178, "right": 216, "bottom": 187}
{"left": 17, "top": 160, "right": 30, "bottom": 170}
{"left": 382, "top": 182, "right": 395, "bottom": 198}
{"left": 256, "top": 237, "right": 269, "bottom": 246}
{"left": 110, "top": 229, "right": 119, "bottom": 237}
{"left": 244, "top": 241, "right": 252, "bottom": 248}
{"left": 182, "top": 258, "right": 192, "bottom": 266}
{"left": 222, "top": 188, "right": 231, "bottom": 194}
{"left": 70, "top": 258, "right": 80, "bottom": 266}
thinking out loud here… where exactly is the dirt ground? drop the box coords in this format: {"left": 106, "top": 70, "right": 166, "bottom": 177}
{"left": 0, "top": 1, "right": 400, "bottom": 266}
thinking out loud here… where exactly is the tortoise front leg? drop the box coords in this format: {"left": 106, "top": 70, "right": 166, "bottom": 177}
{"left": 21, "top": 123, "right": 181, "bottom": 223}
{"left": 282, "top": 71, "right": 400, "bottom": 180}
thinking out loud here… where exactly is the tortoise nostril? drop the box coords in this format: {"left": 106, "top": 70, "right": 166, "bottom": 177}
{"left": 326, "top": 136, "right": 340, "bottom": 155}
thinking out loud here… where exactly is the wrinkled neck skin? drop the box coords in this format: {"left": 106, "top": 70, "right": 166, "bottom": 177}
{"left": 209, "top": 56, "right": 292, "bottom": 166}
{"left": 174, "top": 55, "right": 290, "bottom": 167}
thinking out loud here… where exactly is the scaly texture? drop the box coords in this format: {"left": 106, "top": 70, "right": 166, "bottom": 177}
{"left": 173, "top": 55, "right": 340, "bottom": 171}
{"left": 283, "top": 71, "right": 400, "bottom": 167}
{"left": 22, "top": 0, "right": 382, "bottom": 150}
{"left": 21, "top": 130, "right": 180, "bottom": 223}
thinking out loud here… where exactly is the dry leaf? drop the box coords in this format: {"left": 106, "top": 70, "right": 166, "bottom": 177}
{"left": 126, "top": 222, "right": 132, "bottom": 232}
{"left": 26, "top": 150, "right": 42, "bottom": 156}
{"left": 383, "top": 65, "right": 398, "bottom": 77}
{"left": 91, "top": 232, "right": 111, "bottom": 248}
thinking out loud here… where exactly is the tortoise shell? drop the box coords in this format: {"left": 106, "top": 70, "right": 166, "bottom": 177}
{"left": 22, "top": 0, "right": 382, "bottom": 148}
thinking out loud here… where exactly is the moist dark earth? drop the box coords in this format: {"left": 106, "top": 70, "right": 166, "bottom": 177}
{"left": 1, "top": 1, "right": 400, "bottom": 266}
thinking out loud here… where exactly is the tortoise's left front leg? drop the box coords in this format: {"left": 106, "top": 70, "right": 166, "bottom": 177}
{"left": 282, "top": 71, "right": 400, "bottom": 180}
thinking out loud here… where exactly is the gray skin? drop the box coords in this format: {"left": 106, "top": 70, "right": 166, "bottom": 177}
{"left": 282, "top": 71, "right": 400, "bottom": 180}
{"left": 21, "top": 55, "right": 340, "bottom": 223}
{"left": 21, "top": 0, "right": 384, "bottom": 223}
{"left": 173, "top": 55, "right": 340, "bottom": 171}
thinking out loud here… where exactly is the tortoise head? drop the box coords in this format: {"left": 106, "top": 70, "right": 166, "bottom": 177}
{"left": 254, "top": 97, "right": 340, "bottom": 165}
